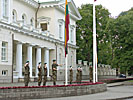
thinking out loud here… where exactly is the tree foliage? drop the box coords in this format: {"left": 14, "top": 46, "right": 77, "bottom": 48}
{"left": 76, "top": 4, "right": 110, "bottom": 62}
{"left": 105, "top": 8, "right": 133, "bottom": 74}
{"left": 76, "top": 4, "right": 133, "bottom": 74}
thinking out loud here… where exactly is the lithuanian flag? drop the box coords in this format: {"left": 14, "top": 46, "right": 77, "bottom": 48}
{"left": 65, "top": 0, "right": 69, "bottom": 57}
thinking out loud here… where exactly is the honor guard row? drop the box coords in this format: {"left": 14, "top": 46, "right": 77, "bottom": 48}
{"left": 24, "top": 60, "right": 83, "bottom": 86}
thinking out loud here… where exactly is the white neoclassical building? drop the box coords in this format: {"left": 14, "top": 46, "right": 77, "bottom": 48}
{"left": 0, "top": 0, "right": 81, "bottom": 82}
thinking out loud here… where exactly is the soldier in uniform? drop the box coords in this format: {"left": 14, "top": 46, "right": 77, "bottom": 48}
{"left": 89, "top": 66, "right": 93, "bottom": 82}
{"left": 24, "top": 61, "right": 30, "bottom": 86}
{"left": 76, "top": 66, "right": 80, "bottom": 84}
{"left": 69, "top": 66, "right": 73, "bottom": 84}
{"left": 43, "top": 63, "right": 47, "bottom": 86}
{"left": 52, "top": 60, "right": 62, "bottom": 85}
{"left": 38, "top": 62, "right": 42, "bottom": 86}
{"left": 79, "top": 67, "right": 82, "bottom": 84}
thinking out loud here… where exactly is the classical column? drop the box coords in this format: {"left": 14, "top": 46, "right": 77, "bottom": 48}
{"left": 27, "top": 45, "right": 32, "bottom": 77}
{"left": 44, "top": 48, "right": 50, "bottom": 77}
{"left": 36, "top": 47, "right": 41, "bottom": 76}
{"left": 16, "top": 42, "right": 22, "bottom": 78}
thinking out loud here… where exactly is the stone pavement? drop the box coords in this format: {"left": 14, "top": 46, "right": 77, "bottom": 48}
{"left": 27, "top": 86, "right": 133, "bottom": 100}
{"left": 107, "top": 82, "right": 124, "bottom": 87}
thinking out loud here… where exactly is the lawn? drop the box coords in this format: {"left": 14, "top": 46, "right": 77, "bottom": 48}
{"left": 128, "top": 80, "right": 133, "bottom": 82}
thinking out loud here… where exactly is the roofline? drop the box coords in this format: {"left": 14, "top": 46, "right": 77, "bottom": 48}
{"left": 69, "top": 0, "right": 82, "bottom": 20}
{"left": 20, "top": 0, "right": 82, "bottom": 20}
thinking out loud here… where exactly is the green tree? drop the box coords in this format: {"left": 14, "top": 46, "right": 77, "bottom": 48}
{"left": 76, "top": 4, "right": 110, "bottom": 63}
{"left": 105, "top": 8, "right": 133, "bottom": 74}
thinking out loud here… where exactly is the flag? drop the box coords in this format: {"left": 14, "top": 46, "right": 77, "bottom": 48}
{"left": 65, "top": 0, "right": 69, "bottom": 57}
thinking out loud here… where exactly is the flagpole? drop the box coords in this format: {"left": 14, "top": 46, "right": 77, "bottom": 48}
{"left": 65, "top": 54, "right": 68, "bottom": 85}
{"left": 96, "top": 52, "right": 98, "bottom": 82}
{"left": 95, "top": 0, "right": 98, "bottom": 83}
{"left": 93, "top": 0, "right": 96, "bottom": 83}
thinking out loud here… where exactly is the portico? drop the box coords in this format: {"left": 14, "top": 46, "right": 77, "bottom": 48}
{"left": 13, "top": 41, "right": 52, "bottom": 80}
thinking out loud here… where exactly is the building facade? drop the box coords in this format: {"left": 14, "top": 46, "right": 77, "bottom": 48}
{"left": 0, "top": 0, "right": 81, "bottom": 82}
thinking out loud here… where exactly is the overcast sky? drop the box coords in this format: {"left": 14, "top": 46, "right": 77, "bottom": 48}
{"left": 37, "top": 0, "right": 133, "bottom": 17}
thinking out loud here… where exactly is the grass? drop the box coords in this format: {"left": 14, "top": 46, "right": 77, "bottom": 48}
{"left": 128, "top": 80, "right": 133, "bottom": 82}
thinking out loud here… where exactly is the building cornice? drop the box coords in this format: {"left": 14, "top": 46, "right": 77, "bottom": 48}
{"left": 19, "top": 0, "right": 39, "bottom": 8}
{"left": 0, "top": 21, "right": 77, "bottom": 49}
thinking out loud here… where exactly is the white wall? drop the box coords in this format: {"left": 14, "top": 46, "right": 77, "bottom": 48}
{"left": 38, "top": 8, "right": 56, "bottom": 36}
{"left": 0, "top": 28, "right": 13, "bottom": 78}
{"left": 12, "top": 0, "right": 36, "bottom": 25}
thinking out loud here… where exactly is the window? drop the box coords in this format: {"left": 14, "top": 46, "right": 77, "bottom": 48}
{"left": 30, "top": 18, "right": 34, "bottom": 26}
{"left": 1, "top": 42, "right": 8, "bottom": 61}
{"left": 59, "top": 53, "right": 61, "bottom": 64}
{"left": 3, "top": 0, "right": 8, "bottom": 17}
{"left": 70, "top": 29, "right": 73, "bottom": 43}
{"left": 41, "top": 23, "right": 47, "bottom": 31}
{"left": 71, "top": 56, "right": 73, "bottom": 66}
{"left": 59, "top": 24, "right": 62, "bottom": 39}
{"left": 22, "top": 14, "right": 27, "bottom": 25}
{"left": 12, "top": 10, "right": 17, "bottom": 22}
{"left": 2, "top": 70, "right": 8, "bottom": 76}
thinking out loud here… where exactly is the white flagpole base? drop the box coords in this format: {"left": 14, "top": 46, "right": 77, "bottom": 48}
{"left": 65, "top": 54, "right": 68, "bottom": 85}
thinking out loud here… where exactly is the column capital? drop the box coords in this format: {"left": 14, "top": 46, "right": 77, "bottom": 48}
{"left": 15, "top": 40, "right": 25, "bottom": 45}
{"left": 44, "top": 47, "right": 50, "bottom": 50}
{"left": 25, "top": 43, "right": 35, "bottom": 47}
{"left": 34, "top": 45, "right": 43, "bottom": 49}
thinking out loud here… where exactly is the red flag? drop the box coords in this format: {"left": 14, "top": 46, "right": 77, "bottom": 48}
{"left": 65, "top": 0, "right": 70, "bottom": 57}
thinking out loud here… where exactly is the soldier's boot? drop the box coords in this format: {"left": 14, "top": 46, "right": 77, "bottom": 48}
{"left": 38, "top": 82, "right": 41, "bottom": 86}
{"left": 53, "top": 82, "right": 56, "bottom": 85}
{"left": 70, "top": 81, "right": 72, "bottom": 84}
{"left": 25, "top": 82, "right": 28, "bottom": 86}
{"left": 43, "top": 82, "right": 46, "bottom": 86}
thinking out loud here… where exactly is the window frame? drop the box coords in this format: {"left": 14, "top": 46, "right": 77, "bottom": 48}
{"left": 1, "top": 42, "right": 8, "bottom": 62}
{"left": 2, "top": 70, "right": 8, "bottom": 76}
{"left": 22, "top": 14, "right": 27, "bottom": 25}
{"left": 70, "top": 28, "right": 74, "bottom": 43}
{"left": 59, "top": 23, "right": 63, "bottom": 39}
{"left": 40, "top": 23, "right": 48, "bottom": 31}
{"left": 12, "top": 10, "right": 17, "bottom": 22}
{"left": 3, "top": 0, "right": 9, "bottom": 18}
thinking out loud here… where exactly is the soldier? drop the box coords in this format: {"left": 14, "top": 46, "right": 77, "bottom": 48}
{"left": 79, "top": 67, "right": 82, "bottom": 84}
{"left": 76, "top": 66, "right": 80, "bottom": 84}
{"left": 43, "top": 63, "right": 47, "bottom": 86}
{"left": 52, "top": 60, "right": 62, "bottom": 85}
{"left": 69, "top": 66, "right": 73, "bottom": 84}
{"left": 89, "top": 66, "right": 93, "bottom": 82}
{"left": 38, "top": 62, "right": 42, "bottom": 86}
{"left": 24, "top": 61, "right": 30, "bottom": 86}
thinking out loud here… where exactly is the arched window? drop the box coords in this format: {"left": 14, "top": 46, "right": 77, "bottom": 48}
{"left": 30, "top": 18, "right": 34, "bottom": 26}
{"left": 22, "top": 14, "right": 27, "bottom": 25}
{"left": 12, "top": 10, "right": 17, "bottom": 22}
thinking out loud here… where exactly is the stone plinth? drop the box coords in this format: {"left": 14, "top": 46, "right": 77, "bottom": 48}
{"left": 0, "top": 82, "right": 106, "bottom": 100}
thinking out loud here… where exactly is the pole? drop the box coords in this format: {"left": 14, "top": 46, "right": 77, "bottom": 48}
{"left": 12, "top": 33, "right": 14, "bottom": 83}
{"left": 96, "top": 53, "right": 98, "bottom": 82}
{"left": 93, "top": 1, "right": 96, "bottom": 83}
{"left": 65, "top": 54, "right": 68, "bottom": 85}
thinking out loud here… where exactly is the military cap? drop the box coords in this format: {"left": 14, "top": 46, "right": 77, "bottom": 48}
{"left": 53, "top": 60, "right": 56, "bottom": 62}
{"left": 38, "top": 62, "right": 41, "bottom": 64}
{"left": 44, "top": 63, "right": 47, "bottom": 65}
{"left": 26, "top": 61, "right": 29, "bottom": 63}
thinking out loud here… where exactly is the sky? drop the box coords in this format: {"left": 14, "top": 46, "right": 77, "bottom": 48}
{"left": 37, "top": 0, "right": 133, "bottom": 17}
